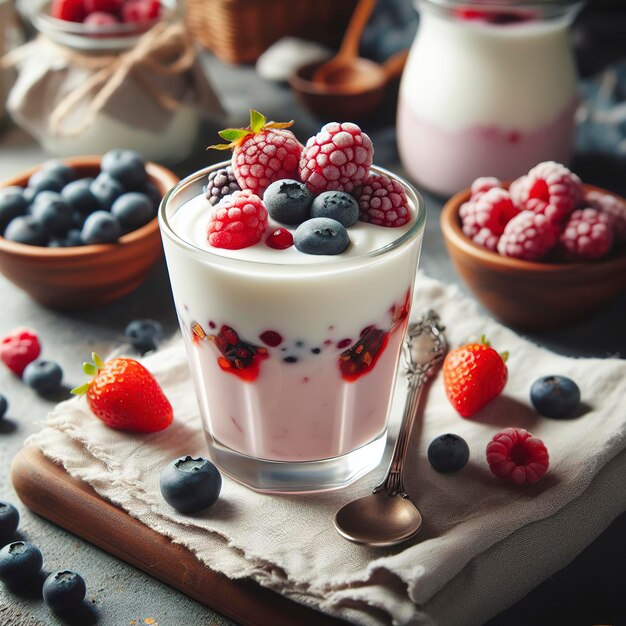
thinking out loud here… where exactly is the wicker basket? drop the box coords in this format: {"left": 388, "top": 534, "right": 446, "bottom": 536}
{"left": 184, "top": 0, "right": 359, "bottom": 64}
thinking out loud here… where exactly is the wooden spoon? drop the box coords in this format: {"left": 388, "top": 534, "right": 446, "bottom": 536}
{"left": 312, "top": 0, "right": 378, "bottom": 88}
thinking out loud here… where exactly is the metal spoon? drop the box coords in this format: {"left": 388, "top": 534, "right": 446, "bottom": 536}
{"left": 334, "top": 310, "right": 447, "bottom": 547}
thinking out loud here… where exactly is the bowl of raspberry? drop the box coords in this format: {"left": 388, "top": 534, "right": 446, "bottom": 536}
{"left": 32, "top": 0, "right": 171, "bottom": 49}
{"left": 0, "top": 152, "right": 179, "bottom": 310}
{"left": 440, "top": 161, "right": 626, "bottom": 330}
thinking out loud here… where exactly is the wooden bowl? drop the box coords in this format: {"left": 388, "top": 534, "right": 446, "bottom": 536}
{"left": 440, "top": 185, "right": 626, "bottom": 331}
{"left": 0, "top": 156, "right": 179, "bottom": 311}
{"left": 290, "top": 60, "right": 387, "bottom": 122}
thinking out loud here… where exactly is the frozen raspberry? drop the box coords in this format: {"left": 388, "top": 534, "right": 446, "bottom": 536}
{"left": 525, "top": 161, "right": 582, "bottom": 224}
{"left": 355, "top": 173, "right": 410, "bottom": 227}
{"left": 460, "top": 188, "right": 518, "bottom": 251}
{"left": 205, "top": 167, "right": 240, "bottom": 206}
{"left": 207, "top": 190, "right": 268, "bottom": 250}
{"left": 583, "top": 190, "right": 626, "bottom": 243}
{"left": 508, "top": 175, "right": 531, "bottom": 210}
{"left": 497, "top": 210, "right": 559, "bottom": 261}
{"left": 209, "top": 110, "right": 302, "bottom": 197}
{"left": 299, "top": 122, "right": 374, "bottom": 195}
{"left": 470, "top": 176, "right": 501, "bottom": 199}
{"left": 0, "top": 328, "right": 41, "bottom": 377}
{"left": 558, "top": 208, "right": 613, "bottom": 260}
{"left": 486, "top": 428, "right": 549, "bottom": 485}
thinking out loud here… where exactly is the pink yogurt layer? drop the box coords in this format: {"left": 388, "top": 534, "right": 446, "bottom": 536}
{"left": 397, "top": 97, "right": 578, "bottom": 197}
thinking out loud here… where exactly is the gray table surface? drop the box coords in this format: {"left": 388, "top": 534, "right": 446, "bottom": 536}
{"left": 1, "top": 53, "right": 625, "bottom": 626}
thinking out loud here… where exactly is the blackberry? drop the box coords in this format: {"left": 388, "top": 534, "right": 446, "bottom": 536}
{"left": 205, "top": 167, "right": 240, "bottom": 206}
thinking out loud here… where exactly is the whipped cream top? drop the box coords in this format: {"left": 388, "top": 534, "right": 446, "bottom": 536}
{"left": 169, "top": 193, "right": 418, "bottom": 266}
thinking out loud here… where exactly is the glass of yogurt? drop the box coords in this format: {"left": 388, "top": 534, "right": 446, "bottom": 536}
{"left": 159, "top": 162, "right": 426, "bottom": 493}
{"left": 398, "top": 0, "right": 584, "bottom": 196}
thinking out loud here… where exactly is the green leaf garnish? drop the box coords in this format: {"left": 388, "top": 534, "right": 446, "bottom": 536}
{"left": 218, "top": 128, "right": 250, "bottom": 142}
{"left": 249, "top": 109, "right": 266, "bottom": 133}
{"left": 71, "top": 382, "right": 90, "bottom": 396}
{"left": 72, "top": 352, "right": 105, "bottom": 396}
{"left": 83, "top": 362, "right": 97, "bottom": 376}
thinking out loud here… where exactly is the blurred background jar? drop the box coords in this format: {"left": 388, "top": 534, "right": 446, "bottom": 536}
{"left": 1, "top": 0, "right": 22, "bottom": 128}
{"left": 398, "top": 0, "right": 584, "bottom": 196}
{"left": 4, "top": 0, "right": 219, "bottom": 164}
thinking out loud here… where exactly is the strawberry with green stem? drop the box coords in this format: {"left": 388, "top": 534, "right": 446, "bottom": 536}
{"left": 209, "top": 109, "right": 303, "bottom": 196}
{"left": 443, "top": 336, "right": 508, "bottom": 418}
{"left": 72, "top": 353, "right": 173, "bottom": 432}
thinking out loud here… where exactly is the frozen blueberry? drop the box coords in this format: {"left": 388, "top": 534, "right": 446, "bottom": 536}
{"left": 263, "top": 179, "right": 313, "bottom": 225}
{"left": 0, "top": 501, "right": 19, "bottom": 544}
{"left": 143, "top": 181, "right": 161, "bottom": 212}
{"left": 3, "top": 216, "right": 48, "bottom": 246}
{"left": 90, "top": 173, "right": 125, "bottom": 211}
{"left": 160, "top": 455, "right": 222, "bottom": 514}
{"left": 23, "top": 359, "right": 63, "bottom": 395}
{"left": 61, "top": 178, "right": 99, "bottom": 215}
{"left": 49, "top": 229, "right": 83, "bottom": 248}
{"left": 427, "top": 434, "right": 470, "bottom": 474}
{"left": 0, "top": 394, "right": 7, "bottom": 419}
{"left": 27, "top": 169, "right": 65, "bottom": 195}
{"left": 124, "top": 319, "right": 163, "bottom": 354}
{"left": 81, "top": 211, "right": 121, "bottom": 244}
{"left": 71, "top": 211, "right": 87, "bottom": 229}
{"left": 111, "top": 192, "right": 154, "bottom": 233}
{"left": 310, "top": 191, "right": 359, "bottom": 227}
{"left": 530, "top": 375, "right": 581, "bottom": 419}
{"left": 41, "top": 160, "right": 75, "bottom": 185}
{"left": 0, "top": 187, "right": 28, "bottom": 232}
{"left": 101, "top": 149, "right": 147, "bottom": 190}
{"left": 43, "top": 571, "right": 86, "bottom": 613}
{"left": 31, "top": 192, "right": 72, "bottom": 236}
{"left": 0, "top": 542, "right": 43, "bottom": 585}
{"left": 294, "top": 217, "right": 350, "bottom": 255}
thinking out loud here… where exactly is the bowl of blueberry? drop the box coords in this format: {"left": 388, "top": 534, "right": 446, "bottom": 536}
{"left": 0, "top": 150, "right": 179, "bottom": 310}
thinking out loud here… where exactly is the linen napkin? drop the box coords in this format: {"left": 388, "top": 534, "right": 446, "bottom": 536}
{"left": 27, "top": 273, "right": 626, "bottom": 626}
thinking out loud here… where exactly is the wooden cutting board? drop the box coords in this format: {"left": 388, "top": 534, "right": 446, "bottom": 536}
{"left": 11, "top": 446, "right": 346, "bottom": 626}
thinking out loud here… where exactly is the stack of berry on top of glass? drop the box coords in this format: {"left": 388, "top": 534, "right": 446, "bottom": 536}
{"left": 203, "top": 109, "right": 413, "bottom": 256}
{"left": 459, "top": 161, "right": 626, "bottom": 262}
{"left": 50, "top": 0, "right": 161, "bottom": 30}
{"left": 0, "top": 150, "right": 160, "bottom": 248}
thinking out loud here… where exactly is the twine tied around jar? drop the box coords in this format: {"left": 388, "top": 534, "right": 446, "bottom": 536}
{"left": 2, "top": 21, "right": 196, "bottom": 137}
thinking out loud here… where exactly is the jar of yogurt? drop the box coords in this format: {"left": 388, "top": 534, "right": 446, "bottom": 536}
{"left": 398, "top": 0, "right": 583, "bottom": 196}
{"left": 159, "top": 162, "right": 426, "bottom": 493}
{"left": 5, "top": 0, "right": 207, "bottom": 164}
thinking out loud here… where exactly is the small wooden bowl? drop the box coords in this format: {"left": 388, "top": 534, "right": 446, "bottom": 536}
{"left": 441, "top": 185, "right": 626, "bottom": 330}
{"left": 0, "top": 156, "right": 179, "bottom": 311}
{"left": 290, "top": 60, "right": 387, "bottom": 122}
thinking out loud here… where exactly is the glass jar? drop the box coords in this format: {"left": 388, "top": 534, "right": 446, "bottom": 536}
{"left": 159, "top": 162, "right": 426, "bottom": 493}
{"left": 398, "top": 0, "right": 584, "bottom": 196}
{"left": 6, "top": 0, "right": 202, "bottom": 163}
{"left": 1, "top": 0, "right": 21, "bottom": 127}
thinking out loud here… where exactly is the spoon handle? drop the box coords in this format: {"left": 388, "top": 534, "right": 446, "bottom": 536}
{"left": 337, "top": 0, "right": 377, "bottom": 60}
{"left": 374, "top": 310, "right": 447, "bottom": 498}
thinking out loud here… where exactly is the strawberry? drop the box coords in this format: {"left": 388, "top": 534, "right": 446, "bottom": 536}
{"left": 209, "top": 109, "right": 303, "bottom": 197}
{"left": 443, "top": 336, "right": 508, "bottom": 418}
{"left": 72, "top": 353, "right": 172, "bottom": 432}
